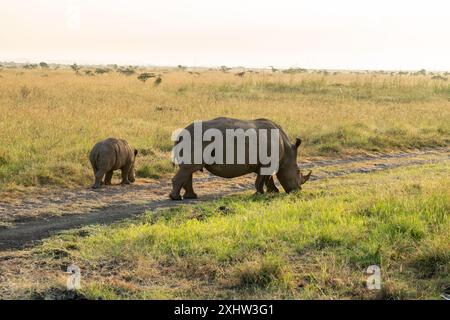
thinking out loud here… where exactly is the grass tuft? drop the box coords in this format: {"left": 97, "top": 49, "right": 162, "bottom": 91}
{"left": 233, "top": 255, "right": 293, "bottom": 290}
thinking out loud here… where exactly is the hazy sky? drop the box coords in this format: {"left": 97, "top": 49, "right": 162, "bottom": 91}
{"left": 1, "top": 0, "right": 449, "bottom": 70}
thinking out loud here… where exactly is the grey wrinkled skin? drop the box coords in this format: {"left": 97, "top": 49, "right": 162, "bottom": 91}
{"left": 89, "top": 138, "right": 138, "bottom": 189}
{"left": 169, "top": 117, "right": 311, "bottom": 200}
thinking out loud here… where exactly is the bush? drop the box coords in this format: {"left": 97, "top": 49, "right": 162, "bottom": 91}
{"left": 117, "top": 67, "right": 135, "bottom": 76}
{"left": 95, "top": 68, "right": 111, "bottom": 74}
{"left": 137, "top": 72, "right": 156, "bottom": 83}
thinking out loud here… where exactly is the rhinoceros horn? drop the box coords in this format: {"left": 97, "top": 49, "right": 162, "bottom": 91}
{"left": 300, "top": 170, "right": 312, "bottom": 185}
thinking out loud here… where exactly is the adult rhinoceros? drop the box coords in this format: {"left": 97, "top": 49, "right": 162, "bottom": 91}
{"left": 169, "top": 117, "right": 311, "bottom": 200}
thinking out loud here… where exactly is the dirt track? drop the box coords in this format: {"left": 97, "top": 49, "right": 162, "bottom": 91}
{"left": 0, "top": 147, "right": 448, "bottom": 251}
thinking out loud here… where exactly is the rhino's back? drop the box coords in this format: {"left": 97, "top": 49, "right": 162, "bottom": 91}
{"left": 189, "top": 117, "right": 279, "bottom": 132}
{"left": 183, "top": 117, "right": 290, "bottom": 151}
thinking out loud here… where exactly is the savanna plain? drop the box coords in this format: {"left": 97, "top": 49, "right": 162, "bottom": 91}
{"left": 0, "top": 64, "right": 449, "bottom": 299}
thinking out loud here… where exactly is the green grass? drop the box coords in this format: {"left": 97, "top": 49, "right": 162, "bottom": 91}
{"left": 6, "top": 163, "right": 448, "bottom": 300}
{"left": 136, "top": 160, "right": 174, "bottom": 179}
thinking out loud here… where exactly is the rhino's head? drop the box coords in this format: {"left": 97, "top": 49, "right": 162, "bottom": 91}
{"left": 128, "top": 149, "right": 138, "bottom": 182}
{"left": 276, "top": 138, "right": 311, "bottom": 193}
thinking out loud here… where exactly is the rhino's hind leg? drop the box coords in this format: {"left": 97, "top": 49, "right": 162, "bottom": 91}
{"left": 265, "top": 176, "right": 279, "bottom": 193}
{"left": 104, "top": 171, "right": 113, "bottom": 186}
{"left": 182, "top": 174, "right": 198, "bottom": 199}
{"left": 92, "top": 169, "right": 106, "bottom": 189}
{"left": 121, "top": 164, "right": 131, "bottom": 185}
{"left": 170, "top": 165, "right": 201, "bottom": 200}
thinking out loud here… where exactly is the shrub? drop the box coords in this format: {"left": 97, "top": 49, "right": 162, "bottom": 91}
{"left": 154, "top": 76, "right": 162, "bottom": 86}
{"left": 137, "top": 72, "right": 156, "bottom": 83}
{"left": 431, "top": 75, "right": 448, "bottom": 81}
{"left": 23, "top": 64, "right": 38, "bottom": 69}
{"left": 117, "top": 67, "right": 136, "bottom": 76}
{"left": 94, "top": 68, "right": 111, "bottom": 74}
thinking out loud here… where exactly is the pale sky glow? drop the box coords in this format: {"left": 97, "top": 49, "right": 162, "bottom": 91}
{"left": 1, "top": 0, "right": 449, "bottom": 70}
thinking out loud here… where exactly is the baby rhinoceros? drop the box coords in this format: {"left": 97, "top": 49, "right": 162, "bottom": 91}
{"left": 89, "top": 138, "right": 138, "bottom": 189}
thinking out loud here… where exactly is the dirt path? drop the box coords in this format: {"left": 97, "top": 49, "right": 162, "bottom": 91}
{"left": 0, "top": 147, "right": 448, "bottom": 251}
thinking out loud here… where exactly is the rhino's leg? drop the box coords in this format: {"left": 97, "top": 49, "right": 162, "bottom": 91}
{"left": 104, "top": 170, "right": 113, "bottom": 185}
{"left": 92, "top": 169, "right": 106, "bottom": 189}
{"left": 170, "top": 165, "right": 201, "bottom": 200}
{"left": 182, "top": 174, "right": 198, "bottom": 199}
{"left": 121, "top": 164, "right": 131, "bottom": 185}
{"left": 265, "top": 176, "right": 279, "bottom": 193}
{"left": 254, "top": 174, "right": 266, "bottom": 195}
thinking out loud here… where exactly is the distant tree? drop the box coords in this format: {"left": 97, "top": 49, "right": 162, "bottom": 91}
{"left": 23, "top": 64, "right": 38, "bottom": 69}
{"left": 70, "top": 63, "right": 81, "bottom": 74}
{"left": 107, "top": 64, "right": 118, "bottom": 70}
{"left": 418, "top": 69, "right": 427, "bottom": 76}
{"left": 84, "top": 70, "right": 94, "bottom": 76}
{"left": 117, "top": 67, "right": 135, "bottom": 76}
{"left": 177, "top": 65, "right": 187, "bottom": 71}
{"left": 235, "top": 71, "right": 245, "bottom": 77}
{"left": 220, "top": 65, "right": 231, "bottom": 73}
{"left": 39, "top": 62, "right": 49, "bottom": 68}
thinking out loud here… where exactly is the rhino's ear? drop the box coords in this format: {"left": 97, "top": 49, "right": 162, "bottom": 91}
{"left": 294, "top": 138, "right": 302, "bottom": 149}
{"left": 134, "top": 149, "right": 138, "bottom": 156}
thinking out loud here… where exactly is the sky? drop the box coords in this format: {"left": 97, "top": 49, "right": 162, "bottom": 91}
{"left": 1, "top": 0, "right": 449, "bottom": 70}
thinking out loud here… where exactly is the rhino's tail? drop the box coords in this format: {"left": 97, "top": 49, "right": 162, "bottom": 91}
{"left": 89, "top": 150, "right": 99, "bottom": 172}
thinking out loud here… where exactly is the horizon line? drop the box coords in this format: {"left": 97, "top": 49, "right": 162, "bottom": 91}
{"left": 1, "top": 59, "right": 449, "bottom": 73}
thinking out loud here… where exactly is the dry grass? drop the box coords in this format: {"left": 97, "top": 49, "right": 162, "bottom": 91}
{"left": 0, "top": 67, "right": 449, "bottom": 190}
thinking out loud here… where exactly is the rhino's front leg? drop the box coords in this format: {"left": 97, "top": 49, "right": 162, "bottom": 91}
{"left": 254, "top": 174, "right": 266, "bottom": 195}
{"left": 265, "top": 176, "right": 279, "bottom": 193}
{"left": 170, "top": 165, "right": 201, "bottom": 200}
